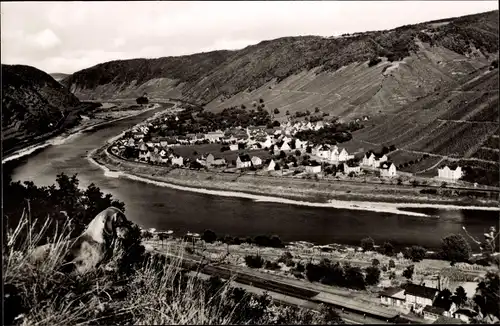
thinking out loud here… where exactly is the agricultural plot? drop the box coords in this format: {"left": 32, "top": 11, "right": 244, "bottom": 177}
{"left": 471, "top": 148, "right": 499, "bottom": 162}
{"left": 409, "top": 122, "right": 499, "bottom": 157}
{"left": 482, "top": 132, "right": 499, "bottom": 149}
{"left": 409, "top": 156, "right": 444, "bottom": 174}
{"left": 388, "top": 151, "right": 423, "bottom": 166}
{"left": 438, "top": 92, "right": 499, "bottom": 122}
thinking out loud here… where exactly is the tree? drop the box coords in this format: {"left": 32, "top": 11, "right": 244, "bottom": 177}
{"left": 286, "top": 110, "right": 290, "bottom": 116}
{"left": 453, "top": 286, "right": 468, "bottom": 307}
{"left": 259, "top": 98, "right": 264, "bottom": 103}
{"left": 372, "top": 258, "right": 380, "bottom": 267}
{"left": 202, "top": 229, "right": 217, "bottom": 243}
{"left": 402, "top": 264, "right": 414, "bottom": 280}
{"left": 295, "top": 149, "right": 301, "bottom": 157}
{"left": 272, "top": 120, "right": 280, "bottom": 127}
{"left": 344, "top": 265, "right": 366, "bottom": 290}
{"left": 136, "top": 96, "right": 149, "bottom": 105}
{"left": 365, "top": 266, "right": 381, "bottom": 285}
{"left": 441, "top": 234, "right": 471, "bottom": 264}
{"left": 381, "top": 146, "right": 390, "bottom": 155}
{"left": 361, "top": 237, "right": 375, "bottom": 252}
{"left": 406, "top": 245, "right": 426, "bottom": 262}
{"left": 473, "top": 272, "right": 500, "bottom": 320}
{"left": 274, "top": 108, "right": 280, "bottom": 114}
{"left": 241, "top": 104, "right": 246, "bottom": 109}
{"left": 315, "top": 107, "right": 320, "bottom": 113}
{"left": 388, "top": 259, "right": 396, "bottom": 269}
{"left": 383, "top": 242, "right": 395, "bottom": 256}
{"left": 434, "top": 289, "right": 453, "bottom": 310}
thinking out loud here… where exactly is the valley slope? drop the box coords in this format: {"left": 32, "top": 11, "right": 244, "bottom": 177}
{"left": 61, "top": 10, "right": 499, "bottom": 184}
{"left": 2, "top": 65, "right": 98, "bottom": 155}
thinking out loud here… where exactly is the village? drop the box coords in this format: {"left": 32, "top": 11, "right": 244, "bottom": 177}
{"left": 110, "top": 102, "right": 465, "bottom": 185}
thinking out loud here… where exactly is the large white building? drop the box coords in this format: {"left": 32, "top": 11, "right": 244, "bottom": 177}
{"left": 437, "top": 165, "right": 463, "bottom": 182}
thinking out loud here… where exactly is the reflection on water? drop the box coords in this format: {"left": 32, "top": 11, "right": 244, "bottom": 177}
{"left": 6, "top": 107, "right": 500, "bottom": 250}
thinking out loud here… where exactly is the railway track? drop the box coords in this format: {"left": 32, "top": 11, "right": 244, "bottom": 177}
{"left": 154, "top": 249, "right": 419, "bottom": 324}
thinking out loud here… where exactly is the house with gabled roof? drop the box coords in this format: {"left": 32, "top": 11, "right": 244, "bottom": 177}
{"left": 380, "top": 287, "right": 406, "bottom": 308}
{"left": 305, "top": 160, "right": 322, "bottom": 174}
{"left": 267, "top": 159, "right": 276, "bottom": 171}
{"left": 404, "top": 283, "right": 439, "bottom": 310}
{"left": 138, "top": 143, "right": 150, "bottom": 161}
{"left": 171, "top": 154, "right": 184, "bottom": 167}
{"left": 437, "top": 165, "right": 463, "bottom": 182}
{"left": 236, "top": 154, "right": 252, "bottom": 169}
{"left": 251, "top": 156, "right": 263, "bottom": 167}
{"left": 343, "top": 160, "right": 361, "bottom": 175}
{"left": 380, "top": 162, "right": 397, "bottom": 177}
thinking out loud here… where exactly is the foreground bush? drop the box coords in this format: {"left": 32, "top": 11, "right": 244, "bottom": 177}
{"left": 4, "top": 212, "right": 344, "bottom": 325}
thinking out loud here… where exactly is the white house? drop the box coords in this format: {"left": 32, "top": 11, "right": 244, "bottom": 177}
{"left": 171, "top": 155, "right": 184, "bottom": 167}
{"left": 338, "top": 148, "right": 354, "bottom": 162}
{"left": 267, "top": 159, "right": 276, "bottom": 171}
{"left": 423, "top": 306, "right": 446, "bottom": 322}
{"left": 260, "top": 135, "right": 274, "bottom": 149}
{"left": 453, "top": 308, "right": 478, "bottom": 323}
{"left": 205, "top": 130, "right": 225, "bottom": 143}
{"left": 236, "top": 154, "right": 252, "bottom": 169}
{"left": 229, "top": 144, "right": 239, "bottom": 151}
{"left": 437, "top": 165, "right": 463, "bottom": 182}
{"left": 380, "top": 162, "right": 397, "bottom": 177}
{"left": 317, "top": 145, "right": 331, "bottom": 159}
{"left": 138, "top": 143, "right": 150, "bottom": 161}
{"left": 294, "top": 138, "right": 307, "bottom": 150}
{"left": 343, "top": 162, "right": 361, "bottom": 175}
{"left": 305, "top": 161, "right": 322, "bottom": 174}
{"left": 279, "top": 141, "right": 291, "bottom": 151}
{"left": 251, "top": 156, "right": 262, "bottom": 167}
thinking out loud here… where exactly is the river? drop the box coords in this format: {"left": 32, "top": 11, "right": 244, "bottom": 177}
{"left": 5, "top": 106, "right": 499, "bottom": 250}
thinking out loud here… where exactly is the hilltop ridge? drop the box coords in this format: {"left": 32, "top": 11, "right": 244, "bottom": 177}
{"left": 62, "top": 10, "right": 498, "bottom": 110}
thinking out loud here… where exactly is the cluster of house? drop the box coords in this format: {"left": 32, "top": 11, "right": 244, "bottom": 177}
{"left": 136, "top": 142, "right": 184, "bottom": 166}
{"left": 361, "top": 152, "right": 397, "bottom": 177}
{"left": 280, "top": 120, "right": 327, "bottom": 136}
{"left": 380, "top": 283, "right": 481, "bottom": 324}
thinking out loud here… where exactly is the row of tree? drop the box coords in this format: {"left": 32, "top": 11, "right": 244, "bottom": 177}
{"left": 360, "top": 233, "right": 477, "bottom": 264}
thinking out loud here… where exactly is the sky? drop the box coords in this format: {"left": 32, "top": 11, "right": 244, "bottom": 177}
{"left": 1, "top": 1, "right": 498, "bottom": 74}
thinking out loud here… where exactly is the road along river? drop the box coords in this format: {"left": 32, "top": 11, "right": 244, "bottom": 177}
{"left": 5, "top": 105, "right": 499, "bottom": 250}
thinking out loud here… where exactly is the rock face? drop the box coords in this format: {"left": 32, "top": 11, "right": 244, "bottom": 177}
{"left": 2, "top": 64, "right": 83, "bottom": 154}
{"left": 62, "top": 10, "right": 498, "bottom": 115}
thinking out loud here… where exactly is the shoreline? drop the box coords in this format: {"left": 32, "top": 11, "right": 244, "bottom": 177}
{"left": 88, "top": 147, "right": 500, "bottom": 218}
{"left": 2, "top": 104, "right": 162, "bottom": 164}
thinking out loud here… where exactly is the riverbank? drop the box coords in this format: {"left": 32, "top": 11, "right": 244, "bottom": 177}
{"left": 2, "top": 103, "right": 163, "bottom": 164}
{"left": 90, "top": 145, "right": 500, "bottom": 217}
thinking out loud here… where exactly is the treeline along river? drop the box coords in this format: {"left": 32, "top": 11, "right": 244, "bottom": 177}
{"left": 4, "top": 105, "right": 499, "bottom": 251}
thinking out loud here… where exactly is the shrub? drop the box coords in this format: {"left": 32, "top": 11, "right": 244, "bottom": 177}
{"left": 368, "top": 57, "right": 382, "bottom": 67}
{"left": 361, "top": 237, "right": 375, "bottom": 251}
{"left": 403, "top": 264, "right": 414, "bottom": 279}
{"left": 273, "top": 108, "right": 280, "bottom": 114}
{"left": 245, "top": 255, "right": 264, "bottom": 268}
{"left": 372, "top": 258, "right": 380, "bottom": 267}
{"left": 383, "top": 242, "right": 395, "bottom": 256}
{"left": 389, "top": 259, "right": 396, "bottom": 269}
